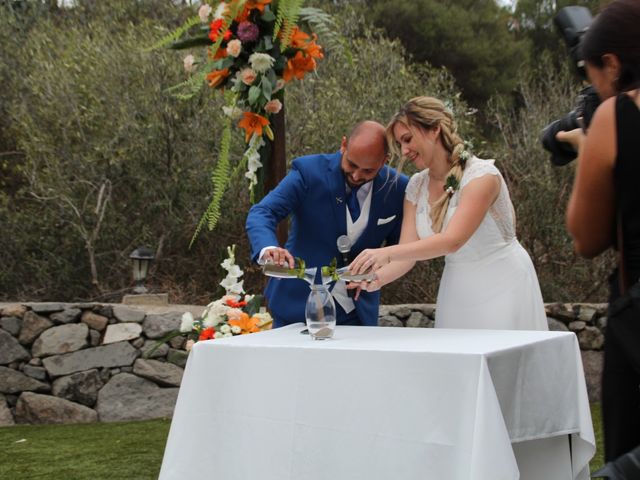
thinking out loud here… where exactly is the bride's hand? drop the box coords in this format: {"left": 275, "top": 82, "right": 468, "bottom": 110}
{"left": 349, "top": 248, "right": 391, "bottom": 274}
{"left": 346, "top": 277, "right": 382, "bottom": 300}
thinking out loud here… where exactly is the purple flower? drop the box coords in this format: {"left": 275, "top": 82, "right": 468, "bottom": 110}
{"left": 237, "top": 21, "right": 259, "bottom": 43}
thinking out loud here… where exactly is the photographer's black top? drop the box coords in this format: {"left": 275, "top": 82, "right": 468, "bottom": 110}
{"left": 612, "top": 93, "right": 640, "bottom": 297}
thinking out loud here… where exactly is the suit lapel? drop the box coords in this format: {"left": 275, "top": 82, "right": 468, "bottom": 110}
{"left": 328, "top": 152, "right": 348, "bottom": 237}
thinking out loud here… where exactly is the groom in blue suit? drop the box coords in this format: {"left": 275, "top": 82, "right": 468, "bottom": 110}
{"left": 246, "top": 121, "right": 408, "bottom": 328}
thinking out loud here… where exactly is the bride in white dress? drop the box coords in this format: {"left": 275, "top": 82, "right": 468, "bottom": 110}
{"left": 349, "top": 96, "right": 547, "bottom": 330}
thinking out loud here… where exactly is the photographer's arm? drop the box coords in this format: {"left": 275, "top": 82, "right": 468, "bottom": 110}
{"left": 566, "top": 97, "right": 617, "bottom": 258}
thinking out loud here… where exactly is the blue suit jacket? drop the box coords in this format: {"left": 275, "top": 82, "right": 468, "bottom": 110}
{"left": 246, "top": 152, "right": 408, "bottom": 327}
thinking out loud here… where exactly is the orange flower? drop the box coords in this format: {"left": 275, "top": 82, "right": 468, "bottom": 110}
{"left": 287, "top": 28, "right": 323, "bottom": 60}
{"left": 229, "top": 313, "right": 261, "bottom": 334}
{"left": 209, "top": 47, "right": 228, "bottom": 60}
{"left": 206, "top": 68, "right": 230, "bottom": 88}
{"left": 304, "top": 39, "right": 324, "bottom": 60}
{"left": 225, "top": 298, "right": 247, "bottom": 309}
{"left": 238, "top": 111, "right": 270, "bottom": 142}
{"left": 283, "top": 51, "right": 317, "bottom": 82}
{"left": 245, "top": 0, "right": 271, "bottom": 13}
{"left": 289, "top": 27, "right": 311, "bottom": 49}
{"left": 199, "top": 327, "right": 216, "bottom": 341}
{"left": 209, "top": 18, "right": 232, "bottom": 43}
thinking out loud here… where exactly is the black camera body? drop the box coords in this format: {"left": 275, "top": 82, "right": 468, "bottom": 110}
{"left": 541, "top": 6, "right": 600, "bottom": 166}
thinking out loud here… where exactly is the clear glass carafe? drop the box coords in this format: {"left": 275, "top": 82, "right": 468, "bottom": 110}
{"left": 304, "top": 284, "right": 336, "bottom": 340}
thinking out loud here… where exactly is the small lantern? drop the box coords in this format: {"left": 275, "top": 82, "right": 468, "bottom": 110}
{"left": 129, "top": 246, "right": 155, "bottom": 294}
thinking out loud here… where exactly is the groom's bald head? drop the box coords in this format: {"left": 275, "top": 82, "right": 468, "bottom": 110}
{"left": 340, "top": 121, "right": 388, "bottom": 188}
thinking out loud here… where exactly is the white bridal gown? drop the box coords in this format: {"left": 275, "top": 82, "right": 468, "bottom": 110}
{"left": 406, "top": 156, "right": 548, "bottom": 330}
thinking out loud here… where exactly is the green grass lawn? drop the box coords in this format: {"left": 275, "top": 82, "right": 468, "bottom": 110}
{"left": 0, "top": 404, "right": 605, "bottom": 479}
{"left": 0, "top": 418, "right": 171, "bottom": 479}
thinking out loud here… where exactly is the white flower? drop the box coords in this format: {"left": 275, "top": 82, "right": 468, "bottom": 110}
{"left": 198, "top": 4, "right": 212, "bottom": 23}
{"left": 180, "top": 312, "right": 195, "bottom": 333}
{"left": 243, "top": 294, "right": 254, "bottom": 303}
{"left": 223, "top": 264, "right": 243, "bottom": 279}
{"left": 202, "top": 300, "right": 229, "bottom": 327}
{"left": 231, "top": 325, "right": 242, "bottom": 334}
{"left": 214, "top": 331, "right": 225, "bottom": 339}
{"left": 183, "top": 54, "right": 196, "bottom": 73}
{"left": 222, "top": 105, "right": 243, "bottom": 120}
{"left": 248, "top": 53, "right": 275, "bottom": 73}
{"left": 220, "top": 324, "right": 231, "bottom": 334}
{"left": 220, "top": 276, "right": 244, "bottom": 295}
{"left": 223, "top": 332, "right": 233, "bottom": 338}
{"left": 213, "top": 2, "right": 227, "bottom": 20}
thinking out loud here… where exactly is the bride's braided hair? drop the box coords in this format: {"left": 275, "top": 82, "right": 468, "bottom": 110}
{"left": 386, "top": 96, "right": 466, "bottom": 233}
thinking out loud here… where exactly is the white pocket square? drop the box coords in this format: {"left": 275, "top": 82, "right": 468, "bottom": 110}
{"left": 377, "top": 215, "right": 396, "bottom": 226}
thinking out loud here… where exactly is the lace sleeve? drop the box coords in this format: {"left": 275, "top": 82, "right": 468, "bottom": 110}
{"left": 460, "top": 157, "right": 500, "bottom": 190}
{"left": 405, "top": 171, "right": 426, "bottom": 205}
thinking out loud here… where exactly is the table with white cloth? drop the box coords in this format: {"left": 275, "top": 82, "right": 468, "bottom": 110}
{"left": 159, "top": 325, "right": 595, "bottom": 480}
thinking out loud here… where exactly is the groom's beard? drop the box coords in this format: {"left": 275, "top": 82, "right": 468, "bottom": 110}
{"left": 342, "top": 171, "right": 367, "bottom": 188}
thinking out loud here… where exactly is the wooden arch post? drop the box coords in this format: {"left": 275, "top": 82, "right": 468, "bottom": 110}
{"left": 264, "top": 102, "right": 288, "bottom": 246}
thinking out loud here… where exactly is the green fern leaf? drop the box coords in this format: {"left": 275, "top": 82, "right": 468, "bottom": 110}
{"left": 299, "top": 7, "right": 352, "bottom": 63}
{"left": 189, "top": 117, "right": 234, "bottom": 248}
{"left": 274, "top": 0, "right": 305, "bottom": 51}
{"left": 145, "top": 16, "right": 201, "bottom": 52}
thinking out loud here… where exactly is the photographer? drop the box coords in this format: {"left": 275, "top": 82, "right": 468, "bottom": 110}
{"left": 562, "top": 0, "right": 640, "bottom": 474}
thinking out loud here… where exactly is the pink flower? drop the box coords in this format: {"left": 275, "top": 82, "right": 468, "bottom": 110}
{"left": 198, "top": 4, "right": 212, "bottom": 23}
{"left": 227, "top": 39, "right": 242, "bottom": 58}
{"left": 264, "top": 99, "right": 282, "bottom": 114}
{"left": 240, "top": 68, "right": 257, "bottom": 86}
{"left": 237, "top": 21, "right": 259, "bottom": 42}
{"left": 226, "top": 308, "right": 244, "bottom": 321}
{"left": 183, "top": 54, "right": 196, "bottom": 73}
{"left": 273, "top": 78, "right": 285, "bottom": 93}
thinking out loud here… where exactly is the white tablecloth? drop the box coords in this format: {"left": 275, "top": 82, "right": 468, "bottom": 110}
{"left": 159, "top": 325, "right": 595, "bottom": 480}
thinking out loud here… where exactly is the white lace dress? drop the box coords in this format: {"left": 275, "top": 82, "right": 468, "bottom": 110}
{"left": 405, "top": 156, "right": 548, "bottom": 330}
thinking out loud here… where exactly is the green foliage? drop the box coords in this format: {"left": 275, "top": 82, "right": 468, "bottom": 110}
{"left": 487, "top": 55, "right": 614, "bottom": 301}
{"left": 513, "top": 0, "right": 605, "bottom": 63}
{"left": 300, "top": 6, "right": 352, "bottom": 62}
{"left": 146, "top": 15, "right": 201, "bottom": 51}
{"left": 366, "top": 0, "right": 531, "bottom": 108}
{"left": 274, "top": 0, "right": 305, "bottom": 49}
{"left": 191, "top": 115, "right": 233, "bottom": 248}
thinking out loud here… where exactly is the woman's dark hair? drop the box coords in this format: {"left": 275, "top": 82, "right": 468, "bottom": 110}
{"left": 581, "top": 0, "right": 640, "bottom": 92}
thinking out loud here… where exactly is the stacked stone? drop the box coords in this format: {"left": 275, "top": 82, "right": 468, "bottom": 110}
{"left": 0, "top": 303, "right": 189, "bottom": 426}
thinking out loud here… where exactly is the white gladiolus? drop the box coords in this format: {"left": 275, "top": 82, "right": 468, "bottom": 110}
{"left": 180, "top": 312, "right": 195, "bottom": 332}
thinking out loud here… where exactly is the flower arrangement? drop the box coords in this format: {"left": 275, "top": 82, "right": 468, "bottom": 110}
{"left": 152, "top": 1, "right": 338, "bottom": 243}
{"left": 147, "top": 245, "right": 272, "bottom": 355}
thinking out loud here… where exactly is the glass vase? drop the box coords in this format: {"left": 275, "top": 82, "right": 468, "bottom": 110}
{"left": 304, "top": 284, "right": 336, "bottom": 340}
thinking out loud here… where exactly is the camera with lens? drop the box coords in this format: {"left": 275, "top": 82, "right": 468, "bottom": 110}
{"left": 541, "top": 6, "right": 601, "bottom": 166}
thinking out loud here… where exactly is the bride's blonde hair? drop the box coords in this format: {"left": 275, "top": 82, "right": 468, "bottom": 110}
{"left": 386, "top": 96, "right": 466, "bottom": 233}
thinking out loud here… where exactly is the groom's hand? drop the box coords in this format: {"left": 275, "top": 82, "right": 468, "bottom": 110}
{"left": 262, "top": 247, "right": 295, "bottom": 268}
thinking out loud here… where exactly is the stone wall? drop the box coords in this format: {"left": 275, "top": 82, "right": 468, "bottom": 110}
{"left": 0, "top": 301, "right": 606, "bottom": 426}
